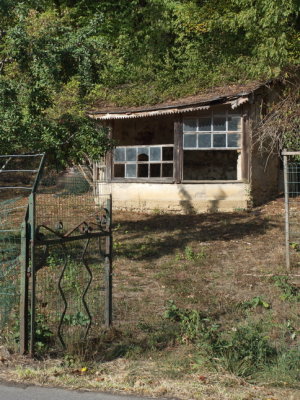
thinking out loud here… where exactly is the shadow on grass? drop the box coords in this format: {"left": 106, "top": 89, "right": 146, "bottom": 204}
{"left": 113, "top": 212, "right": 279, "bottom": 261}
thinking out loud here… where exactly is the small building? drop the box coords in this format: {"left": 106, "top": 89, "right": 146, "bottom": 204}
{"left": 88, "top": 81, "right": 280, "bottom": 213}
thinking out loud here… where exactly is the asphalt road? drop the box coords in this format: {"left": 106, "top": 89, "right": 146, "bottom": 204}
{"left": 0, "top": 382, "right": 171, "bottom": 400}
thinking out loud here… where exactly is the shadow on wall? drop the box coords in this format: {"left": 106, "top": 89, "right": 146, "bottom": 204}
{"left": 207, "top": 188, "right": 227, "bottom": 212}
{"left": 178, "top": 185, "right": 196, "bottom": 214}
{"left": 178, "top": 185, "right": 228, "bottom": 213}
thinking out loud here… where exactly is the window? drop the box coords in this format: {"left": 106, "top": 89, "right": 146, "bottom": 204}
{"left": 183, "top": 150, "right": 239, "bottom": 180}
{"left": 113, "top": 145, "right": 174, "bottom": 179}
{"left": 183, "top": 112, "right": 242, "bottom": 150}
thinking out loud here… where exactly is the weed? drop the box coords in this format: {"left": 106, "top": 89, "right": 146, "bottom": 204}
{"left": 218, "top": 322, "right": 277, "bottom": 378}
{"left": 240, "top": 296, "right": 271, "bottom": 310}
{"left": 164, "top": 301, "right": 219, "bottom": 346}
{"left": 273, "top": 276, "right": 300, "bottom": 302}
{"left": 164, "top": 302, "right": 278, "bottom": 378}
{"left": 290, "top": 242, "right": 300, "bottom": 251}
{"left": 64, "top": 312, "right": 90, "bottom": 327}
{"left": 259, "top": 347, "right": 300, "bottom": 385}
{"left": 175, "top": 246, "right": 206, "bottom": 262}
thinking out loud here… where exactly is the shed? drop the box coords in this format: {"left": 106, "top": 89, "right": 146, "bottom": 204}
{"left": 88, "top": 81, "right": 280, "bottom": 213}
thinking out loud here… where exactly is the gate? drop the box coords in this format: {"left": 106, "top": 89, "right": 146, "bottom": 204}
{"left": 0, "top": 155, "right": 112, "bottom": 355}
{"left": 283, "top": 150, "right": 300, "bottom": 270}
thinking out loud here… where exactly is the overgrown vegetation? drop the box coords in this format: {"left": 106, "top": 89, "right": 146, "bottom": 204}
{"left": 2, "top": 201, "right": 300, "bottom": 400}
{"left": 0, "top": 1, "right": 299, "bottom": 162}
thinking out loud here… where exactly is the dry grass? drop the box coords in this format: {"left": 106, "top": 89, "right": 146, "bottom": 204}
{"left": 0, "top": 196, "right": 300, "bottom": 400}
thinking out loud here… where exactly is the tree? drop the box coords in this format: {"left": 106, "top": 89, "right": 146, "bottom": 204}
{"left": 0, "top": 1, "right": 299, "bottom": 163}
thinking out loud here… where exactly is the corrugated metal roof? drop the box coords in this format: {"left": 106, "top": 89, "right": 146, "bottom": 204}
{"left": 88, "top": 81, "right": 266, "bottom": 120}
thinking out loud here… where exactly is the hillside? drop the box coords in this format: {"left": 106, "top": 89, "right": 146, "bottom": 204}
{"left": 1, "top": 197, "right": 300, "bottom": 399}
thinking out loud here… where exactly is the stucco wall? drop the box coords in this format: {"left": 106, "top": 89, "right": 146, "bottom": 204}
{"left": 250, "top": 150, "right": 280, "bottom": 206}
{"left": 103, "top": 182, "right": 250, "bottom": 213}
{"left": 247, "top": 93, "right": 280, "bottom": 206}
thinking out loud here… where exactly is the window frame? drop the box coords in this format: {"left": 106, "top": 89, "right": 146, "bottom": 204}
{"left": 183, "top": 111, "right": 243, "bottom": 151}
{"left": 112, "top": 144, "right": 175, "bottom": 182}
{"left": 107, "top": 110, "right": 246, "bottom": 184}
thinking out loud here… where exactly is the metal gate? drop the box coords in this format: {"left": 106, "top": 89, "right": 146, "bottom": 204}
{"left": 283, "top": 150, "right": 300, "bottom": 270}
{"left": 0, "top": 155, "right": 112, "bottom": 355}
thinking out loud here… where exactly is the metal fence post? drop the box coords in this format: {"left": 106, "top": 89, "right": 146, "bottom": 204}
{"left": 28, "top": 193, "right": 36, "bottom": 356}
{"left": 283, "top": 152, "right": 291, "bottom": 271}
{"left": 105, "top": 195, "right": 112, "bottom": 327}
{"left": 19, "top": 219, "right": 29, "bottom": 354}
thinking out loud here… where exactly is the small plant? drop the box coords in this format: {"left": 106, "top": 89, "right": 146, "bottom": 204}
{"left": 219, "top": 322, "right": 277, "bottom": 378}
{"left": 240, "top": 296, "right": 271, "bottom": 310}
{"left": 290, "top": 242, "right": 300, "bottom": 251}
{"left": 164, "top": 301, "right": 219, "bottom": 345}
{"left": 273, "top": 276, "right": 300, "bottom": 302}
{"left": 35, "top": 314, "right": 53, "bottom": 351}
{"left": 175, "top": 246, "right": 206, "bottom": 262}
{"left": 64, "top": 312, "right": 90, "bottom": 327}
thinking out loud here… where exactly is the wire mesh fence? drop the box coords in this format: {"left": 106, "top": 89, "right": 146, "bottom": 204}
{"left": 34, "top": 167, "right": 111, "bottom": 352}
{"left": 1, "top": 156, "right": 112, "bottom": 355}
{"left": 0, "top": 155, "right": 43, "bottom": 343}
{"left": 283, "top": 151, "right": 300, "bottom": 269}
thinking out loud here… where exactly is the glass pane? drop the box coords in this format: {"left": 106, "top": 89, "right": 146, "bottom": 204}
{"left": 228, "top": 133, "right": 241, "bottom": 147}
{"left": 138, "top": 164, "right": 148, "bottom": 177}
{"left": 198, "top": 117, "right": 211, "bottom": 131}
{"left": 162, "top": 163, "right": 173, "bottom": 177}
{"left": 150, "top": 164, "right": 161, "bottom": 177}
{"left": 114, "top": 164, "right": 125, "bottom": 178}
{"left": 125, "top": 164, "right": 136, "bottom": 178}
{"left": 126, "top": 147, "right": 137, "bottom": 161}
{"left": 198, "top": 134, "right": 211, "bottom": 148}
{"left": 183, "top": 118, "right": 197, "bottom": 132}
{"left": 138, "top": 147, "right": 149, "bottom": 161}
{"left": 213, "top": 116, "right": 226, "bottom": 131}
{"left": 183, "top": 134, "right": 197, "bottom": 148}
{"left": 228, "top": 116, "right": 242, "bottom": 131}
{"left": 114, "top": 147, "right": 125, "bottom": 162}
{"left": 150, "top": 147, "right": 161, "bottom": 161}
{"left": 213, "top": 134, "right": 226, "bottom": 147}
{"left": 163, "top": 147, "right": 173, "bottom": 161}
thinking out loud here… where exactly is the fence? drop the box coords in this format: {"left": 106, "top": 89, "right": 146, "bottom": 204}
{"left": 0, "top": 155, "right": 112, "bottom": 355}
{"left": 283, "top": 150, "right": 300, "bottom": 270}
{"left": 0, "top": 154, "right": 44, "bottom": 344}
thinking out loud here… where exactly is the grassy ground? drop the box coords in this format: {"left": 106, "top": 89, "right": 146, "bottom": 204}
{"left": 0, "top": 196, "right": 300, "bottom": 400}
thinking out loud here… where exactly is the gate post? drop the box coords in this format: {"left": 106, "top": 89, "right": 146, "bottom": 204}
{"left": 28, "top": 193, "right": 36, "bottom": 356}
{"left": 104, "top": 195, "right": 112, "bottom": 327}
{"left": 283, "top": 151, "right": 290, "bottom": 271}
{"left": 19, "top": 219, "right": 29, "bottom": 354}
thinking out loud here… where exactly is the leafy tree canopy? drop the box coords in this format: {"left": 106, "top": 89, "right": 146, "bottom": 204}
{"left": 0, "top": 0, "right": 299, "bottom": 163}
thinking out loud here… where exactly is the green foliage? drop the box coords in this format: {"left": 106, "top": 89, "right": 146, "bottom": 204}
{"left": 240, "top": 296, "right": 271, "bottom": 310}
{"left": 164, "top": 301, "right": 220, "bottom": 346}
{"left": 175, "top": 246, "right": 206, "bottom": 262}
{"left": 263, "top": 347, "right": 300, "bottom": 385}
{"left": 13, "top": 312, "right": 53, "bottom": 351}
{"left": 34, "top": 313, "right": 53, "bottom": 351}
{"left": 219, "top": 323, "right": 276, "bottom": 377}
{"left": 164, "top": 301, "right": 278, "bottom": 378}
{"left": 64, "top": 312, "right": 90, "bottom": 327}
{"left": 0, "top": 1, "right": 299, "bottom": 159}
{"left": 273, "top": 275, "right": 300, "bottom": 302}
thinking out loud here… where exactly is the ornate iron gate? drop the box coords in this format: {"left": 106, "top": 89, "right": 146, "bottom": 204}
{"left": 0, "top": 155, "right": 112, "bottom": 356}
